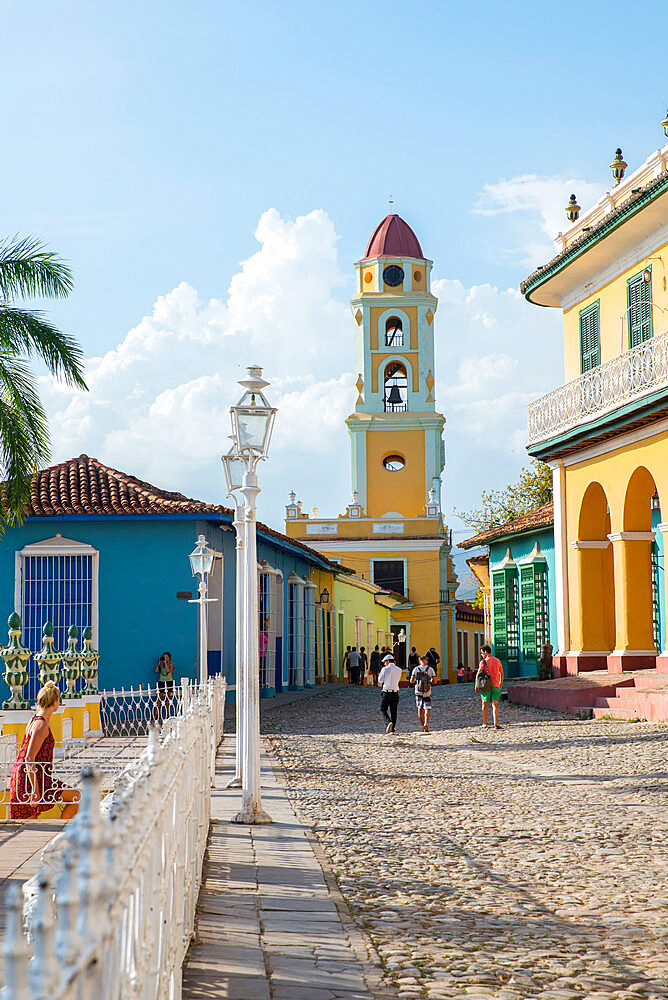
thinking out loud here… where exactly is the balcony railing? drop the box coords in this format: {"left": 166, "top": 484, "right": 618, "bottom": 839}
{"left": 527, "top": 328, "right": 668, "bottom": 446}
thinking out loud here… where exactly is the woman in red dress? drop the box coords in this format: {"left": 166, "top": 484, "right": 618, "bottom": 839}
{"left": 9, "top": 681, "right": 80, "bottom": 820}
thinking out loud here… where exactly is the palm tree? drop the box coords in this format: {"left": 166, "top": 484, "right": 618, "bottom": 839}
{"left": 0, "top": 236, "right": 88, "bottom": 526}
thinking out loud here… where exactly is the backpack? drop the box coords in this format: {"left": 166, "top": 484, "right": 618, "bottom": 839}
{"left": 416, "top": 669, "right": 431, "bottom": 695}
{"left": 475, "top": 669, "right": 493, "bottom": 694}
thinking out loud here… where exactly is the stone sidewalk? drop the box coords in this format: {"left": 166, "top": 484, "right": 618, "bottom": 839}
{"left": 182, "top": 741, "right": 392, "bottom": 1000}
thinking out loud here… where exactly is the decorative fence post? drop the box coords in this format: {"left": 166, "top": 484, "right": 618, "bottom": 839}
{"left": 1, "top": 612, "right": 31, "bottom": 710}
{"left": 80, "top": 627, "right": 100, "bottom": 695}
{"left": 60, "top": 625, "right": 81, "bottom": 700}
{"left": 34, "top": 621, "right": 62, "bottom": 689}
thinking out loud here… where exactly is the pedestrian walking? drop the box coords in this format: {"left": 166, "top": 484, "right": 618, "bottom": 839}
{"left": 426, "top": 646, "right": 440, "bottom": 678}
{"left": 409, "top": 654, "right": 436, "bottom": 732}
{"left": 359, "top": 646, "right": 368, "bottom": 685}
{"left": 378, "top": 653, "right": 402, "bottom": 733}
{"left": 476, "top": 644, "right": 504, "bottom": 729}
{"left": 457, "top": 662, "right": 466, "bottom": 683}
{"left": 369, "top": 645, "right": 381, "bottom": 686}
{"left": 408, "top": 646, "right": 419, "bottom": 673}
{"left": 348, "top": 646, "right": 361, "bottom": 685}
{"left": 343, "top": 646, "right": 351, "bottom": 683}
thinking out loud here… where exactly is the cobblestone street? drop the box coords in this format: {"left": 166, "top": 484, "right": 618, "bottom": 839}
{"left": 265, "top": 683, "right": 668, "bottom": 1000}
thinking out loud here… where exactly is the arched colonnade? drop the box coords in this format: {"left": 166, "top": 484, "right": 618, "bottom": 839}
{"left": 567, "top": 462, "right": 666, "bottom": 673}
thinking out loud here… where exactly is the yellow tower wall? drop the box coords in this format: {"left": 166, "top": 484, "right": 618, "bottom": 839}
{"left": 365, "top": 429, "right": 426, "bottom": 517}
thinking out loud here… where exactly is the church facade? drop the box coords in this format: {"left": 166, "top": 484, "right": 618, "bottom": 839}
{"left": 285, "top": 215, "right": 459, "bottom": 680}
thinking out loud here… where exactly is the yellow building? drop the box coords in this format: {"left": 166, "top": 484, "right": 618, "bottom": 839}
{"left": 286, "top": 214, "right": 459, "bottom": 680}
{"left": 523, "top": 129, "right": 668, "bottom": 675}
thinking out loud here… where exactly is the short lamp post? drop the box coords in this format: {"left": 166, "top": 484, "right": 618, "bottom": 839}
{"left": 221, "top": 448, "right": 246, "bottom": 789}
{"left": 188, "top": 535, "right": 217, "bottom": 687}
{"left": 230, "top": 366, "right": 277, "bottom": 825}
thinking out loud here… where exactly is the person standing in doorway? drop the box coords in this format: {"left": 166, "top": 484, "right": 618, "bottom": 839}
{"left": 477, "top": 644, "right": 504, "bottom": 729}
{"left": 369, "top": 645, "right": 381, "bottom": 686}
{"left": 378, "top": 653, "right": 402, "bottom": 733}
{"left": 410, "top": 654, "right": 436, "bottom": 732}
{"left": 348, "top": 646, "right": 361, "bottom": 685}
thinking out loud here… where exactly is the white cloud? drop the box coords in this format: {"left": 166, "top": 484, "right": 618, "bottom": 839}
{"left": 41, "top": 209, "right": 355, "bottom": 521}
{"left": 474, "top": 173, "right": 606, "bottom": 269}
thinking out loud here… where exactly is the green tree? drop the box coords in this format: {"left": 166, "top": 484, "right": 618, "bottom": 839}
{"left": 1, "top": 236, "right": 87, "bottom": 527}
{"left": 457, "top": 459, "right": 552, "bottom": 534}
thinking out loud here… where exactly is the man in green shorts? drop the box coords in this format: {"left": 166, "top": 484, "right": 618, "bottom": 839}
{"left": 476, "top": 644, "right": 504, "bottom": 729}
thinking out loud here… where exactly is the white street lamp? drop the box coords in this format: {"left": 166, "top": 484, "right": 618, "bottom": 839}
{"left": 221, "top": 448, "right": 246, "bottom": 789}
{"left": 188, "top": 535, "right": 217, "bottom": 687}
{"left": 230, "top": 366, "right": 277, "bottom": 825}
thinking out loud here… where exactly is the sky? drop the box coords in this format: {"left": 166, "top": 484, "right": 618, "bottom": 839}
{"left": 3, "top": 0, "right": 668, "bottom": 595}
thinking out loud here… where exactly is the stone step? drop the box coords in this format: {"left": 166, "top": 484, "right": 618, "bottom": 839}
{"left": 592, "top": 705, "right": 641, "bottom": 720}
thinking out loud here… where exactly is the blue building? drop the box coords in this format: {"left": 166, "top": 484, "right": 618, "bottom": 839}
{"left": 0, "top": 455, "right": 343, "bottom": 698}
{"left": 459, "top": 502, "right": 557, "bottom": 678}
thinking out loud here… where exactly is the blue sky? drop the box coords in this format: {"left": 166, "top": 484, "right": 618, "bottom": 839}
{"left": 3, "top": 0, "right": 668, "bottom": 592}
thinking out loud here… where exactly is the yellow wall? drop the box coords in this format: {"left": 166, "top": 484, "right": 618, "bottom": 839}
{"left": 365, "top": 429, "right": 426, "bottom": 517}
{"left": 324, "top": 548, "right": 447, "bottom": 679}
{"left": 333, "top": 576, "right": 393, "bottom": 681}
{"left": 565, "top": 430, "right": 668, "bottom": 655}
{"left": 563, "top": 243, "right": 668, "bottom": 381}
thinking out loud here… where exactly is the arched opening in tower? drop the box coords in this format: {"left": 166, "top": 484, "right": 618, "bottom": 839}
{"left": 385, "top": 316, "right": 404, "bottom": 347}
{"left": 384, "top": 361, "right": 408, "bottom": 412}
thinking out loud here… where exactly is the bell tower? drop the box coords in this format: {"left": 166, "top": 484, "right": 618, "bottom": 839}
{"left": 348, "top": 214, "right": 445, "bottom": 517}
{"left": 285, "top": 214, "right": 458, "bottom": 682}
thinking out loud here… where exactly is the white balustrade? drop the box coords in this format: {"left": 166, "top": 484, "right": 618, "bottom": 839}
{"left": 1, "top": 676, "right": 226, "bottom": 999}
{"left": 527, "top": 328, "right": 668, "bottom": 445}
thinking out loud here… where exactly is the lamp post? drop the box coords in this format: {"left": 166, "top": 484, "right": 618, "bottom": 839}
{"left": 229, "top": 366, "right": 277, "bottom": 825}
{"left": 188, "top": 535, "right": 216, "bottom": 686}
{"left": 221, "top": 448, "right": 246, "bottom": 789}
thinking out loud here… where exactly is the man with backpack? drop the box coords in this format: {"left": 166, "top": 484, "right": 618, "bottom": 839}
{"left": 476, "top": 644, "right": 504, "bottom": 729}
{"left": 409, "top": 654, "right": 436, "bottom": 732}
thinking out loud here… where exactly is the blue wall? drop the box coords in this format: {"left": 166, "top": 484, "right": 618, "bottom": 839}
{"left": 489, "top": 527, "right": 557, "bottom": 679}
{"left": 0, "top": 512, "right": 333, "bottom": 698}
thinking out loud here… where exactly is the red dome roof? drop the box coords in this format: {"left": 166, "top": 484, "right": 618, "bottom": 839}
{"left": 362, "top": 214, "right": 424, "bottom": 260}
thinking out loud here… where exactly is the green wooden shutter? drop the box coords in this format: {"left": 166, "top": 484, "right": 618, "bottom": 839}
{"left": 628, "top": 271, "right": 653, "bottom": 348}
{"left": 520, "top": 565, "right": 537, "bottom": 662}
{"left": 505, "top": 572, "right": 520, "bottom": 662}
{"left": 492, "top": 571, "right": 508, "bottom": 662}
{"left": 579, "top": 302, "right": 600, "bottom": 373}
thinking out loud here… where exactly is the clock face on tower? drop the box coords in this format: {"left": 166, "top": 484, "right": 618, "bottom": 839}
{"left": 383, "top": 265, "right": 404, "bottom": 287}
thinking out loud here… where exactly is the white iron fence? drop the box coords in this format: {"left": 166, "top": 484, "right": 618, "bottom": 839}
{"left": 527, "top": 326, "right": 668, "bottom": 445}
{"left": 1, "top": 676, "right": 226, "bottom": 999}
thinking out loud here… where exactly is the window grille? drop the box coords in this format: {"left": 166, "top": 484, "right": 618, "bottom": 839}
{"left": 519, "top": 562, "right": 549, "bottom": 663}
{"left": 652, "top": 540, "right": 662, "bottom": 652}
{"left": 259, "top": 567, "right": 281, "bottom": 690}
{"left": 579, "top": 302, "right": 600, "bottom": 373}
{"left": 21, "top": 553, "right": 95, "bottom": 700}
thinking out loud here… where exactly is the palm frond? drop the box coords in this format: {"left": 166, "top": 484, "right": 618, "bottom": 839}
{"left": 0, "top": 235, "right": 73, "bottom": 300}
{"left": 0, "top": 358, "right": 50, "bottom": 525}
{"left": 0, "top": 307, "right": 88, "bottom": 390}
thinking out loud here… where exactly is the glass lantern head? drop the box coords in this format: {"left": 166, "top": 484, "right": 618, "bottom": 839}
{"left": 320, "top": 587, "right": 330, "bottom": 606}
{"left": 189, "top": 534, "right": 215, "bottom": 578}
{"left": 221, "top": 450, "right": 245, "bottom": 497}
{"left": 230, "top": 366, "right": 277, "bottom": 457}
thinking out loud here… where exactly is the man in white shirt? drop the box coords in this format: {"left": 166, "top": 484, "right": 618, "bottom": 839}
{"left": 378, "top": 653, "right": 403, "bottom": 733}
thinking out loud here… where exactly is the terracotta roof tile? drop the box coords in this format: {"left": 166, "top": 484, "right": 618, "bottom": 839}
{"left": 455, "top": 599, "right": 484, "bottom": 623}
{"left": 458, "top": 501, "right": 554, "bottom": 549}
{"left": 22, "top": 454, "right": 230, "bottom": 517}
{"left": 15, "top": 454, "right": 344, "bottom": 573}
